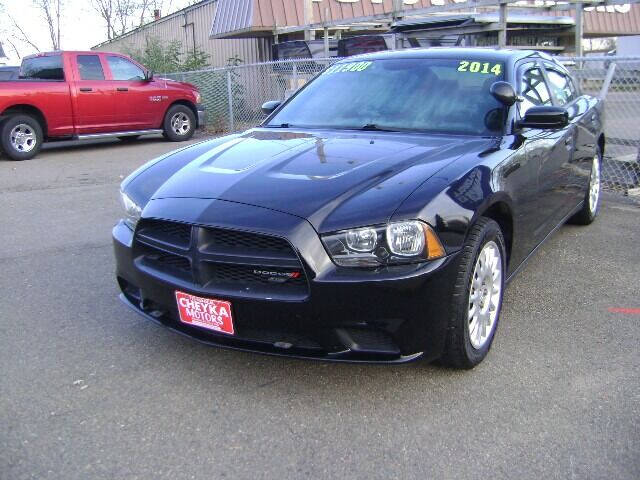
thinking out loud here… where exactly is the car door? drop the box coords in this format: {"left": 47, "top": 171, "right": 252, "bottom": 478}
{"left": 544, "top": 63, "right": 595, "bottom": 209}
{"left": 517, "top": 62, "right": 573, "bottom": 242}
{"left": 72, "top": 54, "right": 119, "bottom": 134}
{"left": 104, "top": 55, "right": 167, "bottom": 130}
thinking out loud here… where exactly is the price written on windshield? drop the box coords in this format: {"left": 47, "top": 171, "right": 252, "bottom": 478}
{"left": 458, "top": 61, "right": 502, "bottom": 76}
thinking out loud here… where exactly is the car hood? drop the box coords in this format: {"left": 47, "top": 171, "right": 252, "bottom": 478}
{"left": 149, "top": 128, "right": 493, "bottom": 233}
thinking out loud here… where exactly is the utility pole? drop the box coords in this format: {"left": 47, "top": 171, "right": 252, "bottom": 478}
{"left": 498, "top": 1, "right": 507, "bottom": 49}
{"left": 575, "top": 2, "right": 584, "bottom": 57}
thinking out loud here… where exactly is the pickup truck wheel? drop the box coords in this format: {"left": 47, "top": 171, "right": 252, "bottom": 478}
{"left": 440, "top": 218, "right": 506, "bottom": 369}
{"left": 163, "top": 105, "right": 195, "bottom": 142}
{"left": 1, "top": 115, "right": 43, "bottom": 161}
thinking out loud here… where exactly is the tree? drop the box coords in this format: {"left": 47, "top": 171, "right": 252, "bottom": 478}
{"left": 32, "top": 0, "right": 62, "bottom": 50}
{"left": 91, "top": 0, "right": 116, "bottom": 41}
{"left": 124, "top": 36, "right": 209, "bottom": 73}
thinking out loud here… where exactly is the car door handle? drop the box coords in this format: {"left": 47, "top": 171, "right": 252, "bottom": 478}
{"left": 117, "top": 87, "right": 129, "bottom": 92}
{"left": 79, "top": 87, "right": 93, "bottom": 92}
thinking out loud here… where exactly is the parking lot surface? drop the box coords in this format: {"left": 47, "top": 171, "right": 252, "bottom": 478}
{"left": 1, "top": 137, "right": 639, "bottom": 480}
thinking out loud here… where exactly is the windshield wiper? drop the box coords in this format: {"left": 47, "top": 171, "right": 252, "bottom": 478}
{"left": 360, "top": 124, "right": 398, "bottom": 132}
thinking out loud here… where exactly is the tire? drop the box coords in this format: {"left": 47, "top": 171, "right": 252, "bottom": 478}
{"left": 0, "top": 114, "right": 44, "bottom": 161}
{"left": 119, "top": 135, "right": 140, "bottom": 142}
{"left": 440, "top": 217, "right": 506, "bottom": 369}
{"left": 162, "top": 105, "right": 196, "bottom": 142}
{"left": 569, "top": 146, "right": 602, "bottom": 225}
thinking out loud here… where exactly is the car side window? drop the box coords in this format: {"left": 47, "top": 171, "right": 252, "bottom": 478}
{"left": 106, "top": 56, "right": 145, "bottom": 81}
{"left": 519, "top": 67, "right": 552, "bottom": 116}
{"left": 545, "top": 69, "right": 577, "bottom": 106}
{"left": 77, "top": 55, "right": 105, "bottom": 81}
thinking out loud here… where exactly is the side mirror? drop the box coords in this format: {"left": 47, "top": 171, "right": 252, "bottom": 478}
{"left": 490, "top": 81, "right": 517, "bottom": 107}
{"left": 261, "top": 100, "right": 281, "bottom": 115}
{"left": 519, "top": 106, "right": 569, "bottom": 129}
{"left": 144, "top": 70, "right": 154, "bottom": 82}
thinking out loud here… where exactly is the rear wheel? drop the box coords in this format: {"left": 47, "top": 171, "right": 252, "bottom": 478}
{"left": 569, "top": 147, "right": 602, "bottom": 225}
{"left": 162, "top": 105, "right": 196, "bottom": 142}
{"left": 0, "top": 115, "right": 43, "bottom": 161}
{"left": 440, "top": 218, "right": 506, "bottom": 369}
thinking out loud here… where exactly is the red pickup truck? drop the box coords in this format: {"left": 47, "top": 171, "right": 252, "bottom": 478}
{"left": 0, "top": 51, "right": 205, "bottom": 160}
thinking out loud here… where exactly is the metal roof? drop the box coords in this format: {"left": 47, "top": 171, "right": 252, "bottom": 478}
{"left": 393, "top": 13, "right": 575, "bottom": 29}
{"left": 210, "top": 0, "right": 640, "bottom": 39}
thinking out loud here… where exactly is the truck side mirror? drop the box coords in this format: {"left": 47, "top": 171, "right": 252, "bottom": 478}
{"left": 144, "top": 70, "right": 154, "bottom": 82}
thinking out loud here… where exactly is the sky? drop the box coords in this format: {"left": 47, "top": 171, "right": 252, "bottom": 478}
{"left": 0, "top": 0, "right": 197, "bottom": 64}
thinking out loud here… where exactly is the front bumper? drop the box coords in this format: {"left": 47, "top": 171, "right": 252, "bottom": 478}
{"left": 196, "top": 104, "right": 206, "bottom": 128}
{"left": 113, "top": 199, "right": 460, "bottom": 363}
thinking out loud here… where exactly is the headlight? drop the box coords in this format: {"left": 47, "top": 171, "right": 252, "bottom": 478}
{"left": 321, "top": 220, "right": 445, "bottom": 267}
{"left": 120, "top": 191, "right": 142, "bottom": 230}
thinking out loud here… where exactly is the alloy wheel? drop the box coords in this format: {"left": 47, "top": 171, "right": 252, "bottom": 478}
{"left": 468, "top": 240, "right": 503, "bottom": 349}
{"left": 10, "top": 124, "right": 37, "bottom": 153}
{"left": 170, "top": 113, "right": 191, "bottom": 136}
{"left": 588, "top": 154, "right": 601, "bottom": 214}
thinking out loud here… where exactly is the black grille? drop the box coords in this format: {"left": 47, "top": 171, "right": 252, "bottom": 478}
{"left": 137, "top": 245, "right": 191, "bottom": 279}
{"left": 137, "top": 220, "right": 192, "bottom": 249}
{"left": 200, "top": 227, "right": 295, "bottom": 258}
{"left": 134, "top": 219, "right": 308, "bottom": 299}
{"left": 202, "top": 262, "right": 306, "bottom": 287}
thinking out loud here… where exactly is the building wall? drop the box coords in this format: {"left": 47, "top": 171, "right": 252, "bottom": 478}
{"left": 92, "top": 0, "right": 271, "bottom": 69}
{"left": 617, "top": 35, "right": 640, "bottom": 56}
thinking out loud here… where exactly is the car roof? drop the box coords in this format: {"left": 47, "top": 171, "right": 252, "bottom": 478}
{"left": 338, "top": 47, "right": 540, "bottom": 63}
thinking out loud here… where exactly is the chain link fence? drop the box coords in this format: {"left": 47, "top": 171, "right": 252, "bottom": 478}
{"left": 561, "top": 56, "right": 640, "bottom": 198}
{"left": 163, "top": 55, "right": 639, "bottom": 198}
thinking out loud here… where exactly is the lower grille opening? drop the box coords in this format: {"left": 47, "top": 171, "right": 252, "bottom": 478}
{"left": 136, "top": 245, "right": 192, "bottom": 280}
{"left": 202, "top": 262, "right": 306, "bottom": 288}
{"left": 339, "top": 328, "right": 401, "bottom": 355}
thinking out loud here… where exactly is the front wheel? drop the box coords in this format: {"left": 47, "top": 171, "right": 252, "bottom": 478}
{"left": 440, "top": 218, "right": 506, "bottom": 369}
{"left": 0, "top": 115, "right": 44, "bottom": 161}
{"left": 162, "top": 105, "right": 196, "bottom": 142}
{"left": 569, "top": 147, "right": 602, "bottom": 225}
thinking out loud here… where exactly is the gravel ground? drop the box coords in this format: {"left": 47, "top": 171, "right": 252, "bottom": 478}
{"left": 1, "top": 135, "right": 638, "bottom": 480}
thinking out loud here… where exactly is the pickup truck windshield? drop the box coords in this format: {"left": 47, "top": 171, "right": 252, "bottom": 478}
{"left": 267, "top": 58, "right": 506, "bottom": 135}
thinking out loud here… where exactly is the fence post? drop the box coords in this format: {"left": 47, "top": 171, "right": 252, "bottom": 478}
{"left": 227, "top": 69, "right": 234, "bottom": 132}
{"left": 292, "top": 62, "right": 298, "bottom": 92}
{"left": 599, "top": 62, "right": 617, "bottom": 100}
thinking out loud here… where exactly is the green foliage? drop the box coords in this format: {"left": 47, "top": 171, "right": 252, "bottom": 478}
{"left": 124, "top": 36, "right": 210, "bottom": 73}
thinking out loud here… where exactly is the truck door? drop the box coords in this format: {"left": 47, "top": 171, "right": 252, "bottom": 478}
{"left": 105, "top": 55, "right": 166, "bottom": 130}
{"left": 72, "top": 54, "right": 119, "bottom": 133}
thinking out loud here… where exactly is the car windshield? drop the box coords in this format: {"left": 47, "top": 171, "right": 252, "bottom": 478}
{"left": 267, "top": 57, "right": 506, "bottom": 136}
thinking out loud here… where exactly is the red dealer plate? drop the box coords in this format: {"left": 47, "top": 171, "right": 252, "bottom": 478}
{"left": 175, "top": 291, "right": 234, "bottom": 335}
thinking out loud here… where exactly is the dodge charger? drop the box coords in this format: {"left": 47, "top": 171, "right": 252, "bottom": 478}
{"left": 113, "top": 48, "right": 604, "bottom": 368}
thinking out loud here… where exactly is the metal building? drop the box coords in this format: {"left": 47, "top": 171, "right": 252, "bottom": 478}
{"left": 91, "top": 0, "right": 271, "bottom": 67}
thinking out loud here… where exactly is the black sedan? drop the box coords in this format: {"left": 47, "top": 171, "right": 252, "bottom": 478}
{"left": 113, "top": 48, "right": 604, "bottom": 368}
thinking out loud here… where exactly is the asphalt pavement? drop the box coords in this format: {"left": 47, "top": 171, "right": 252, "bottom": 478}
{"left": 1, "top": 135, "right": 639, "bottom": 480}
